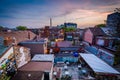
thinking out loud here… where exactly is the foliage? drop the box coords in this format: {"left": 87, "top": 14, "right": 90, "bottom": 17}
{"left": 1, "top": 64, "right": 7, "bottom": 69}
{"left": 16, "top": 26, "right": 27, "bottom": 30}
{"left": 0, "top": 26, "right": 3, "bottom": 29}
{"left": 95, "top": 24, "right": 106, "bottom": 27}
{"left": 114, "top": 40, "right": 120, "bottom": 65}
{"left": 0, "top": 74, "right": 11, "bottom": 80}
{"left": 0, "top": 26, "right": 4, "bottom": 31}
{"left": 114, "top": 8, "right": 120, "bottom": 13}
{"left": 62, "top": 27, "right": 75, "bottom": 32}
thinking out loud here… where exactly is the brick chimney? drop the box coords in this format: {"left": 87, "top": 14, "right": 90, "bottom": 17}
{"left": 4, "top": 37, "right": 13, "bottom": 46}
{"left": 12, "top": 37, "right": 17, "bottom": 45}
{"left": 28, "top": 31, "right": 30, "bottom": 39}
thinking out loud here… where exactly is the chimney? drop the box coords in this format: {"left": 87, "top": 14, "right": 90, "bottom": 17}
{"left": 4, "top": 37, "right": 12, "bottom": 46}
{"left": 12, "top": 37, "right": 17, "bottom": 45}
{"left": 28, "top": 31, "right": 30, "bottom": 39}
{"left": 4, "top": 37, "right": 8, "bottom": 46}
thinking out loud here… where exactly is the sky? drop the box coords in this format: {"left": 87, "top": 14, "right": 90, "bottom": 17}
{"left": 0, "top": 0, "right": 120, "bottom": 29}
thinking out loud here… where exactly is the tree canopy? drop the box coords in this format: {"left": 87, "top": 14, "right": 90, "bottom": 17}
{"left": 114, "top": 40, "right": 120, "bottom": 65}
{"left": 62, "top": 27, "right": 75, "bottom": 32}
{"left": 16, "top": 26, "right": 27, "bottom": 30}
{"left": 95, "top": 24, "right": 106, "bottom": 27}
{"left": 0, "top": 26, "right": 3, "bottom": 31}
{"left": 114, "top": 8, "right": 120, "bottom": 13}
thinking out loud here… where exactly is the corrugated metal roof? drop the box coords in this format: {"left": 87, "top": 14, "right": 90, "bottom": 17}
{"left": 80, "top": 54, "right": 120, "bottom": 75}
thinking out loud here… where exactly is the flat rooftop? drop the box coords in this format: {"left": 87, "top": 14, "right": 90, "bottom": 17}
{"left": 19, "top": 62, "right": 53, "bottom": 71}
{"left": 32, "top": 54, "right": 54, "bottom": 62}
{"left": 20, "top": 40, "right": 46, "bottom": 44}
{"left": 57, "top": 41, "right": 72, "bottom": 47}
{"left": 12, "top": 71, "right": 44, "bottom": 80}
{"left": 55, "top": 53, "right": 73, "bottom": 57}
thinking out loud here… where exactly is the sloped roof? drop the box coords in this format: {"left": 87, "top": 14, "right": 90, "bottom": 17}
{"left": 80, "top": 54, "right": 120, "bottom": 75}
{"left": 89, "top": 27, "right": 106, "bottom": 36}
{"left": 0, "top": 31, "right": 36, "bottom": 44}
{"left": 101, "top": 27, "right": 117, "bottom": 36}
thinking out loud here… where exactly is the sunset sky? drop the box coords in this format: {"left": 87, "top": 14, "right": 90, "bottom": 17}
{"left": 0, "top": 0, "right": 120, "bottom": 28}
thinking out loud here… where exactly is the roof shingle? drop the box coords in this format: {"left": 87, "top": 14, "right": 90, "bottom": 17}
{"left": 0, "top": 31, "right": 36, "bottom": 44}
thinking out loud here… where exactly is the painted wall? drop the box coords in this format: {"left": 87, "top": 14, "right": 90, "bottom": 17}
{"left": 16, "top": 47, "right": 30, "bottom": 68}
{"left": 97, "top": 49, "right": 114, "bottom": 65}
{"left": 84, "top": 29, "right": 93, "bottom": 44}
{"left": 85, "top": 45, "right": 114, "bottom": 65}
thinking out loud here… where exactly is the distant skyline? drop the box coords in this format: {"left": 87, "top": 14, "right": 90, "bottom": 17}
{"left": 0, "top": 0, "right": 120, "bottom": 28}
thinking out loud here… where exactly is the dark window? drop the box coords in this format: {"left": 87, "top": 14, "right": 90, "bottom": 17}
{"left": 44, "top": 72, "right": 49, "bottom": 80}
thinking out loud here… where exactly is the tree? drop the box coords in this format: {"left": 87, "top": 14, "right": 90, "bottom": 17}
{"left": 0, "top": 26, "right": 4, "bottom": 31}
{"left": 62, "top": 27, "right": 75, "bottom": 32}
{"left": 16, "top": 26, "right": 27, "bottom": 30}
{"left": 114, "top": 8, "right": 120, "bottom": 13}
{"left": 95, "top": 24, "right": 106, "bottom": 27}
{"left": 114, "top": 40, "right": 120, "bottom": 65}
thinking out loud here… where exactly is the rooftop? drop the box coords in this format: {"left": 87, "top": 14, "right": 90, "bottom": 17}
{"left": 12, "top": 71, "right": 44, "bottom": 80}
{"left": 32, "top": 54, "right": 54, "bottom": 62}
{"left": 101, "top": 27, "right": 117, "bottom": 36}
{"left": 19, "top": 62, "right": 53, "bottom": 72}
{"left": 56, "top": 41, "right": 72, "bottom": 47}
{"left": 85, "top": 46, "right": 98, "bottom": 55}
{"left": 55, "top": 53, "right": 74, "bottom": 57}
{"left": 89, "top": 27, "right": 106, "bottom": 36}
{"left": 80, "top": 54, "right": 120, "bottom": 75}
{"left": 20, "top": 38, "right": 47, "bottom": 44}
{"left": 20, "top": 40, "right": 45, "bottom": 44}
{"left": 60, "top": 47, "right": 79, "bottom": 51}
{"left": 0, "top": 31, "right": 36, "bottom": 44}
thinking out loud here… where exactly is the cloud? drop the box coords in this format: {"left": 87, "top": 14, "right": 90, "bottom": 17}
{"left": 0, "top": 0, "right": 120, "bottom": 28}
